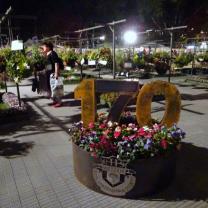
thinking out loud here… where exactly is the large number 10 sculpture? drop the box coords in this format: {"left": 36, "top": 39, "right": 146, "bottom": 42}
{"left": 74, "top": 79, "right": 181, "bottom": 128}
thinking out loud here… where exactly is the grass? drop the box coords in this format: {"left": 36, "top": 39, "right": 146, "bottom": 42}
{"left": 0, "top": 103, "right": 9, "bottom": 110}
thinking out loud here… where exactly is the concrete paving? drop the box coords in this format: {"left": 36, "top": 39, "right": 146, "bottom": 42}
{"left": 0, "top": 76, "right": 208, "bottom": 208}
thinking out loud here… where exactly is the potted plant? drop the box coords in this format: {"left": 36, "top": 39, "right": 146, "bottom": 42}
{"left": 6, "top": 51, "right": 30, "bottom": 83}
{"left": 115, "top": 49, "right": 126, "bottom": 71}
{"left": 0, "top": 48, "right": 12, "bottom": 73}
{"left": 70, "top": 112, "right": 185, "bottom": 198}
{"left": 98, "top": 48, "right": 112, "bottom": 68}
{"left": 153, "top": 51, "right": 170, "bottom": 75}
{"left": 100, "top": 92, "right": 119, "bottom": 107}
{"left": 26, "top": 46, "right": 46, "bottom": 71}
{"left": 174, "top": 53, "right": 193, "bottom": 68}
{"left": 59, "top": 48, "right": 78, "bottom": 68}
{"left": 87, "top": 50, "right": 99, "bottom": 66}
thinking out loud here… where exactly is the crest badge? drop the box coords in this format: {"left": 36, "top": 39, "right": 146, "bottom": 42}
{"left": 93, "top": 157, "right": 136, "bottom": 196}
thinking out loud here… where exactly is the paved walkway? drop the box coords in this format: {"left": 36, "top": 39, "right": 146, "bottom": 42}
{"left": 0, "top": 76, "right": 208, "bottom": 207}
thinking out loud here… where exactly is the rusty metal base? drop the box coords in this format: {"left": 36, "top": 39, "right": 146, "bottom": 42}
{"left": 72, "top": 142, "right": 177, "bottom": 199}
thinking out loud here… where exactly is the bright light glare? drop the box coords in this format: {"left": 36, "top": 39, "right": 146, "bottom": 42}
{"left": 124, "top": 31, "right": 137, "bottom": 44}
{"left": 200, "top": 42, "right": 207, "bottom": 49}
{"left": 99, "top": 35, "right": 105, "bottom": 41}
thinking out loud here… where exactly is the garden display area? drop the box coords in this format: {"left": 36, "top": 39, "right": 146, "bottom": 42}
{"left": 0, "top": 43, "right": 208, "bottom": 208}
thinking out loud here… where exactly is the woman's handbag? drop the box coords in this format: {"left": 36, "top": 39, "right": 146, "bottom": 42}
{"left": 50, "top": 75, "right": 64, "bottom": 98}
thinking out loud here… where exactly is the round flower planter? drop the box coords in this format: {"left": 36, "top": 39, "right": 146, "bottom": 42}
{"left": 72, "top": 142, "right": 177, "bottom": 198}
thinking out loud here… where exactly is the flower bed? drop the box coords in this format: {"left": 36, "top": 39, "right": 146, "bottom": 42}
{"left": 0, "top": 92, "right": 28, "bottom": 125}
{"left": 2, "top": 92, "right": 27, "bottom": 111}
{"left": 70, "top": 113, "right": 185, "bottom": 162}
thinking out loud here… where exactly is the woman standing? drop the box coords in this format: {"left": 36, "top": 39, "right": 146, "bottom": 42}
{"left": 40, "top": 41, "right": 62, "bottom": 107}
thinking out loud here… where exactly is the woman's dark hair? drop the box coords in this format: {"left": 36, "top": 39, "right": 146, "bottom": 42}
{"left": 42, "top": 41, "right": 53, "bottom": 50}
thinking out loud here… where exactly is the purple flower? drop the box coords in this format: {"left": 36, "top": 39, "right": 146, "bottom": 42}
{"left": 144, "top": 139, "right": 152, "bottom": 150}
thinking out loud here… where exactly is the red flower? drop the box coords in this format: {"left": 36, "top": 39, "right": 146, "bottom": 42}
{"left": 160, "top": 139, "right": 168, "bottom": 149}
{"left": 114, "top": 131, "right": 121, "bottom": 138}
{"left": 137, "top": 128, "right": 146, "bottom": 136}
{"left": 99, "top": 123, "right": 106, "bottom": 129}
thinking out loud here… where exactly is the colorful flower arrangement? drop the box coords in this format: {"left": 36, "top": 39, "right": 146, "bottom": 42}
{"left": 70, "top": 113, "right": 185, "bottom": 163}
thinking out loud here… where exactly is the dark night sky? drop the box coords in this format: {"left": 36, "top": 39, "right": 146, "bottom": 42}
{"left": 0, "top": 0, "right": 208, "bottom": 40}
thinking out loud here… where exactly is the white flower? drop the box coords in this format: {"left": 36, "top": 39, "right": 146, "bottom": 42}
{"left": 107, "top": 121, "right": 113, "bottom": 127}
{"left": 14, "top": 77, "right": 20, "bottom": 83}
{"left": 143, "top": 126, "right": 150, "bottom": 131}
{"left": 115, "top": 126, "right": 121, "bottom": 132}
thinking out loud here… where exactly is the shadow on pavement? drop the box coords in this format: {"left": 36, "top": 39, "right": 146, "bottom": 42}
{"left": 0, "top": 139, "right": 34, "bottom": 158}
{"left": 181, "top": 93, "right": 208, "bottom": 100}
{"left": 62, "top": 92, "right": 74, "bottom": 99}
{"left": 0, "top": 105, "right": 41, "bottom": 136}
{"left": 61, "top": 100, "right": 81, "bottom": 107}
{"left": 144, "top": 142, "right": 208, "bottom": 201}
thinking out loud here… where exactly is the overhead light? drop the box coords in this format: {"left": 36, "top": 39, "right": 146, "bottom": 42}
{"left": 123, "top": 30, "right": 137, "bottom": 44}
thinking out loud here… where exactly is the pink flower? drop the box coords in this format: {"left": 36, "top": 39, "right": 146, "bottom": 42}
{"left": 160, "top": 139, "right": 168, "bottom": 149}
{"left": 103, "top": 129, "right": 110, "bottom": 136}
{"left": 153, "top": 123, "right": 160, "bottom": 132}
{"left": 128, "top": 123, "right": 135, "bottom": 128}
{"left": 145, "top": 133, "right": 153, "bottom": 139}
{"left": 88, "top": 122, "right": 94, "bottom": 129}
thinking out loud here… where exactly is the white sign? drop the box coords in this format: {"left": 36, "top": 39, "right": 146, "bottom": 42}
{"left": 88, "top": 60, "right": 96, "bottom": 66}
{"left": 11, "top": 40, "right": 23, "bottom": 51}
{"left": 98, "top": 60, "right": 107, "bottom": 66}
{"left": 124, "top": 62, "right": 132, "bottom": 69}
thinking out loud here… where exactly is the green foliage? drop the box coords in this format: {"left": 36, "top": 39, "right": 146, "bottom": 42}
{"left": 100, "top": 92, "right": 119, "bottom": 107}
{"left": 196, "top": 52, "right": 208, "bottom": 63}
{"left": 133, "top": 54, "right": 145, "bottom": 68}
{"left": 153, "top": 51, "right": 170, "bottom": 62}
{"left": 0, "top": 48, "right": 12, "bottom": 59}
{"left": 0, "top": 103, "right": 9, "bottom": 110}
{"left": 0, "top": 48, "right": 12, "bottom": 73}
{"left": 87, "top": 50, "right": 99, "bottom": 60}
{"left": 115, "top": 50, "right": 125, "bottom": 70}
{"left": 58, "top": 48, "right": 78, "bottom": 63}
{"left": 26, "top": 46, "right": 46, "bottom": 70}
{"left": 6, "top": 51, "right": 30, "bottom": 83}
{"left": 174, "top": 53, "right": 194, "bottom": 67}
{"left": 98, "top": 48, "right": 112, "bottom": 67}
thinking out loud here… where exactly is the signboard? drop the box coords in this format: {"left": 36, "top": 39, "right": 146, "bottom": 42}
{"left": 11, "top": 40, "right": 23, "bottom": 51}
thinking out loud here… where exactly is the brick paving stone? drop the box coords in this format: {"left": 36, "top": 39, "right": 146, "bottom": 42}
{"left": 1, "top": 79, "right": 208, "bottom": 208}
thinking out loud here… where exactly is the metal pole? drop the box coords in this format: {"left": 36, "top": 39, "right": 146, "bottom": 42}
{"left": 4, "top": 72, "right": 7, "bottom": 92}
{"left": 0, "top": 25, "right": 3, "bottom": 47}
{"left": 112, "top": 25, "right": 116, "bottom": 79}
{"left": 191, "top": 42, "right": 196, "bottom": 76}
{"left": 168, "top": 31, "right": 173, "bottom": 82}
{"left": 80, "top": 65, "right": 83, "bottom": 80}
{"left": 92, "top": 30, "right": 95, "bottom": 48}
{"left": 8, "top": 17, "right": 13, "bottom": 44}
{"left": 79, "top": 32, "right": 82, "bottom": 53}
{"left": 16, "top": 83, "right": 21, "bottom": 107}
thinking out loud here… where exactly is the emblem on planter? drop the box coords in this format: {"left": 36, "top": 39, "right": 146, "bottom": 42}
{"left": 92, "top": 157, "right": 136, "bottom": 196}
